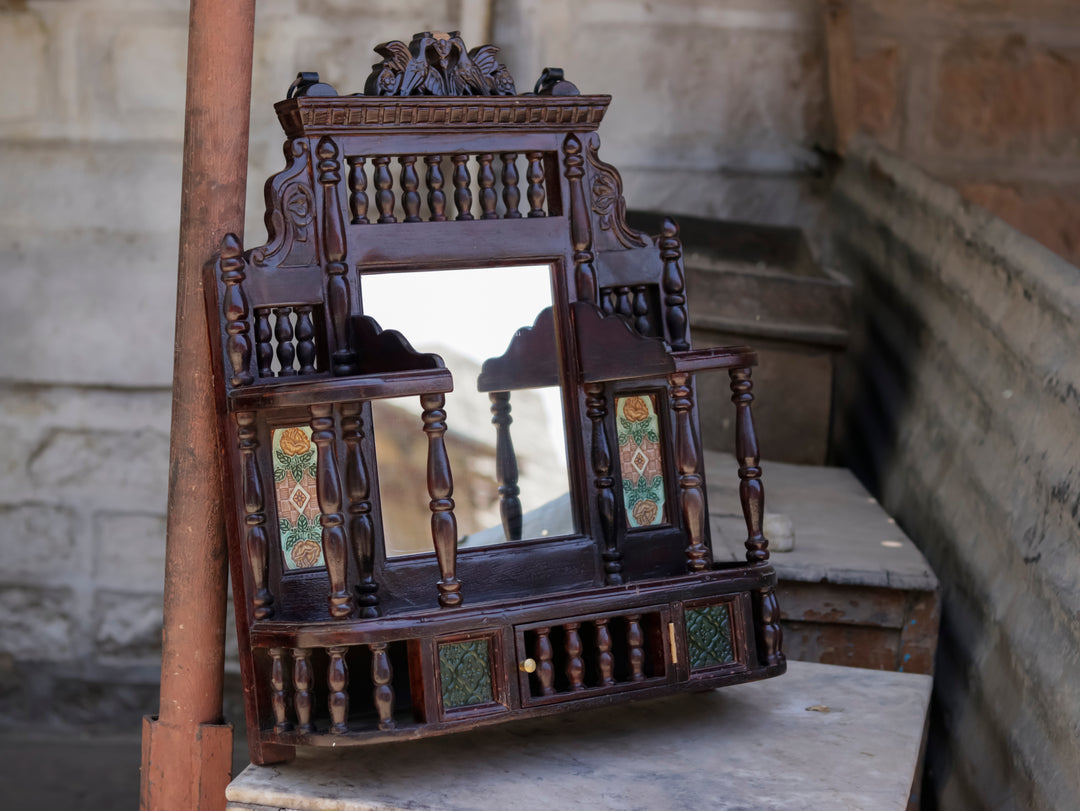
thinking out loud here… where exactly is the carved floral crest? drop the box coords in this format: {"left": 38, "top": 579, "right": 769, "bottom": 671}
{"left": 364, "top": 31, "right": 516, "bottom": 97}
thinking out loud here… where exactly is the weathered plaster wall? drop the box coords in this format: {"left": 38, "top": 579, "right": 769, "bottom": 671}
{"left": 0, "top": 0, "right": 830, "bottom": 729}
{"left": 842, "top": 0, "right": 1080, "bottom": 265}
{"left": 830, "top": 139, "right": 1080, "bottom": 810}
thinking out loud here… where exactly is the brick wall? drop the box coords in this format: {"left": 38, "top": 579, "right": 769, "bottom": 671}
{"left": 830, "top": 140, "right": 1080, "bottom": 811}
{"left": 840, "top": 0, "right": 1080, "bottom": 264}
{"left": 0, "top": 0, "right": 828, "bottom": 729}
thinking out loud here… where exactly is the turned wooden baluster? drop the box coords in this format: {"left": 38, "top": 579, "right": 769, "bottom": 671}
{"left": 219, "top": 233, "right": 253, "bottom": 386}
{"left": 295, "top": 305, "right": 317, "bottom": 374}
{"left": 425, "top": 155, "right": 446, "bottom": 222}
{"left": 563, "top": 134, "right": 597, "bottom": 303}
{"left": 399, "top": 155, "right": 421, "bottom": 222}
{"left": 730, "top": 367, "right": 769, "bottom": 563}
{"left": 347, "top": 156, "right": 369, "bottom": 224}
{"left": 489, "top": 391, "right": 522, "bottom": 543}
{"left": 371, "top": 642, "right": 395, "bottom": 730}
{"left": 601, "top": 290, "right": 616, "bottom": 315}
{"left": 317, "top": 136, "right": 358, "bottom": 375}
{"left": 535, "top": 627, "right": 555, "bottom": 696}
{"left": 235, "top": 411, "right": 272, "bottom": 619}
{"left": 670, "top": 372, "right": 711, "bottom": 571}
{"left": 615, "top": 286, "right": 632, "bottom": 318}
{"left": 293, "top": 648, "right": 315, "bottom": 733}
{"left": 452, "top": 154, "right": 473, "bottom": 221}
{"left": 584, "top": 383, "right": 621, "bottom": 584}
{"left": 759, "top": 588, "right": 784, "bottom": 666}
{"left": 310, "top": 404, "right": 354, "bottom": 618}
{"left": 422, "top": 393, "right": 462, "bottom": 607}
{"left": 254, "top": 308, "right": 273, "bottom": 378}
{"left": 661, "top": 217, "right": 690, "bottom": 351}
{"left": 525, "top": 151, "right": 546, "bottom": 217}
{"left": 341, "top": 402, "right": 378, "bottom": 617}
{"left": 373, "top": 156, "right": 395, "bottom": 223}
{"left": 565, "top": 622, "right": 585, "bottom": 691}
{"left": 478, "top": 153, "right": 498, "bottom": 219}
{"left": 596, "top": 618, "right": 615, "bottom": 686}
{"left": 273, "top": 307, "right": 296, "bottom": 376}
{"left": 327, "top": 646, "right": 349, "bottom": 734}
{"left": 627, "top": 614, "right": 646, "bottom": 682}
{"left": 501, "top": 152, "right": 521, "bottom": 218}
{"left": 269, "top": 647, "right": 292, "bottom": 732}
{"left": 632, "top": 285, "right": 651, "bottom": 335}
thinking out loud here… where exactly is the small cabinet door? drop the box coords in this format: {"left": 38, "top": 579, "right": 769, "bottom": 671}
{"left": 514, "top": 604, "right": 676, "bottom": 707}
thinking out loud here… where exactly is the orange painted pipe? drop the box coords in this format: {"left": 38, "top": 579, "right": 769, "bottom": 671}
{"left": 141, "top": 1, "right": 256, "bottom": 808}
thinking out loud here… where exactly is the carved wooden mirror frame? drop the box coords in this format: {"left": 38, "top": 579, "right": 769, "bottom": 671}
{"left": 205, "top": 33, "right": 785, "bottom": 765}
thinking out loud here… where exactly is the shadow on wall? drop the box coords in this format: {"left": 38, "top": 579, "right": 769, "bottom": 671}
{"left": 827, "top": 140, "right": 1080, "bottom": 811}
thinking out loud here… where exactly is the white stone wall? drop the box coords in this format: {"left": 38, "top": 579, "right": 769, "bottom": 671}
{"left": 0, "top": 0, "right": 828, "bottom": 728}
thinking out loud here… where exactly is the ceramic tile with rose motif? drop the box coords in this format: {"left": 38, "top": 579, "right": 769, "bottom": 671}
{"left": 272, "top": 425, "right": 324, "bottom": 570}
{"left": 616, "top": 393, "right": 666, "bottom": 528}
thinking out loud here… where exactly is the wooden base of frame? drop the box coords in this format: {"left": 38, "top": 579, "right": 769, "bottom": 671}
{"left": 243, "top": 564, "right": 785, "bottom": 760}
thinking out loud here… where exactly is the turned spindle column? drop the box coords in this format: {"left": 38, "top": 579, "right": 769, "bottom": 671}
{"left": 371, "top": 642, "right": 395, "bottom": 730}
{"left": 268, "top": 647, "right": 292, "bottom": 732}
{"left": 327, "top": 646, "right": 349, "bottom": 734}
{"left": 422, "top": 393, "right": 462, "bottom": 607}
{"left": 489, "top": 391, "right": 522, "bottom": 543}
{"left": 563, "top": 134, "right": 597, "bottom": 303}
{"left": 501, "top": 152, "right": 521, "bottom": 218}
{"left": 627, "top": 614, "right": 646, "bottom": 682}
{"left": 235, "top": 411, "right": 272, "bottom": 619}
{"left": 596, "top": 618, "right": 615, "bottom": 687}
{"left": 670, "top": 372, "right": 711, "bottom": 571}
{"left": 317, "top": 136, "right": 358, "bottom": 376}
{"left": 759, "top": 588, "right": 784, "bottom": 666}
{"left": 295, "top": 305, "right": 317, "bottom": 374}
{"left": 219, "top": 233, "right": 253, "bottom": 386}
{"left": 584, "top": 383, "right": 621, "bottom": 584}
{"left": 661, "top": 217, "right": 689, "bottom": 351}
{"left": 729, "top": 367, "right": 769, "bottom": 562}
{"left": 310, "top": 404, "right": 354, "bottom": 618}
{"left": 254, "top": 308, "right": 273, "bottom": 378}
{"left": 341, "top": 402, "right": 378, "bottom": 617}
{"left": 347, "top": 156, "right": 368, "bottom": 224}
{"left": 478, "top": 153, "right": 498, "bottom": 219}
{"left": 525, "top": 151, "right": 546, "bottom": 217}
{"left": 565, "top": 622, "right": 585, "bottom": 691}
{"left": 273, "top": 306, "right": 295, "bottom": 376}
{"left": 535, "top": 627, "right": 555, "bottom": 696}
{"left": 399, "top": 155, "right": 421, "bottom": 222}
{"left": 292, "top": 648, "right": 315, "bottom": 733}
{"left": 373, "top": 156, "right": 395, "bottom": 223}
{"left": 452, "top": 154, "right": 473, "bottom": 221}
{"left": 425, "top": 155, "right": 446, "bottom": 221}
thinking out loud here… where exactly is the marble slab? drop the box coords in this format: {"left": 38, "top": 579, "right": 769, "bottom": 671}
{"left": 705, "top": 450, "right": 938, "bottom": 592}
{"left": 226, "top": 660, "right": 932, "bottom": 811}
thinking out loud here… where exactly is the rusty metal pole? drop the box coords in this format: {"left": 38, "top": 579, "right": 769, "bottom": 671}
{"left": 140, "top": 1, "right": 256, "bottom": 809}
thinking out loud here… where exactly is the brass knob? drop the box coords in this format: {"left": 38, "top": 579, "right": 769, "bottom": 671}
{"left": 519, "top": 658, "right": 537, "bottom": 673}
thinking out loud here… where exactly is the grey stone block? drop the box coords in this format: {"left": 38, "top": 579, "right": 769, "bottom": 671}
{"left": 94, "top": 591, "right": 163, "bottom": 660}
{"left": 94, "top": 512, "right": 167, "bottom": 590}
{"left": 0, "top": 503, "right": 78, "bottom": 577}
{"left": 28, "top": 428, "right": 169, "bottom": 497}
{"left": 0, "top": 586, "right": 74, "bottom": 661}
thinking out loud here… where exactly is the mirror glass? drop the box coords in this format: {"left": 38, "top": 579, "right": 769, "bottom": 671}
{"left": 360, "top": 265, "right": 574, "bottom": 557}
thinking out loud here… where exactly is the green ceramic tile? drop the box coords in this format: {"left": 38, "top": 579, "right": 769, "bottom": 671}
{"left": 439, "top": 638, "right": 494, "bottom": 709}
{"left": 685, "top": 603, "right": 735, "bottom": 670}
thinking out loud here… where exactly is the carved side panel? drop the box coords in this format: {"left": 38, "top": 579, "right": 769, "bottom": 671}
{"left": 252, "top": 139, "right": 317, "bottom": 268}
{"left": 585, "top": 134, "right": 647, "bottom": 249}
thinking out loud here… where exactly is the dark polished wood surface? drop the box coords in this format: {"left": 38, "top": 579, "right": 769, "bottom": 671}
{"left": 205, "top": 32, "right": 784, "bottom": 763}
